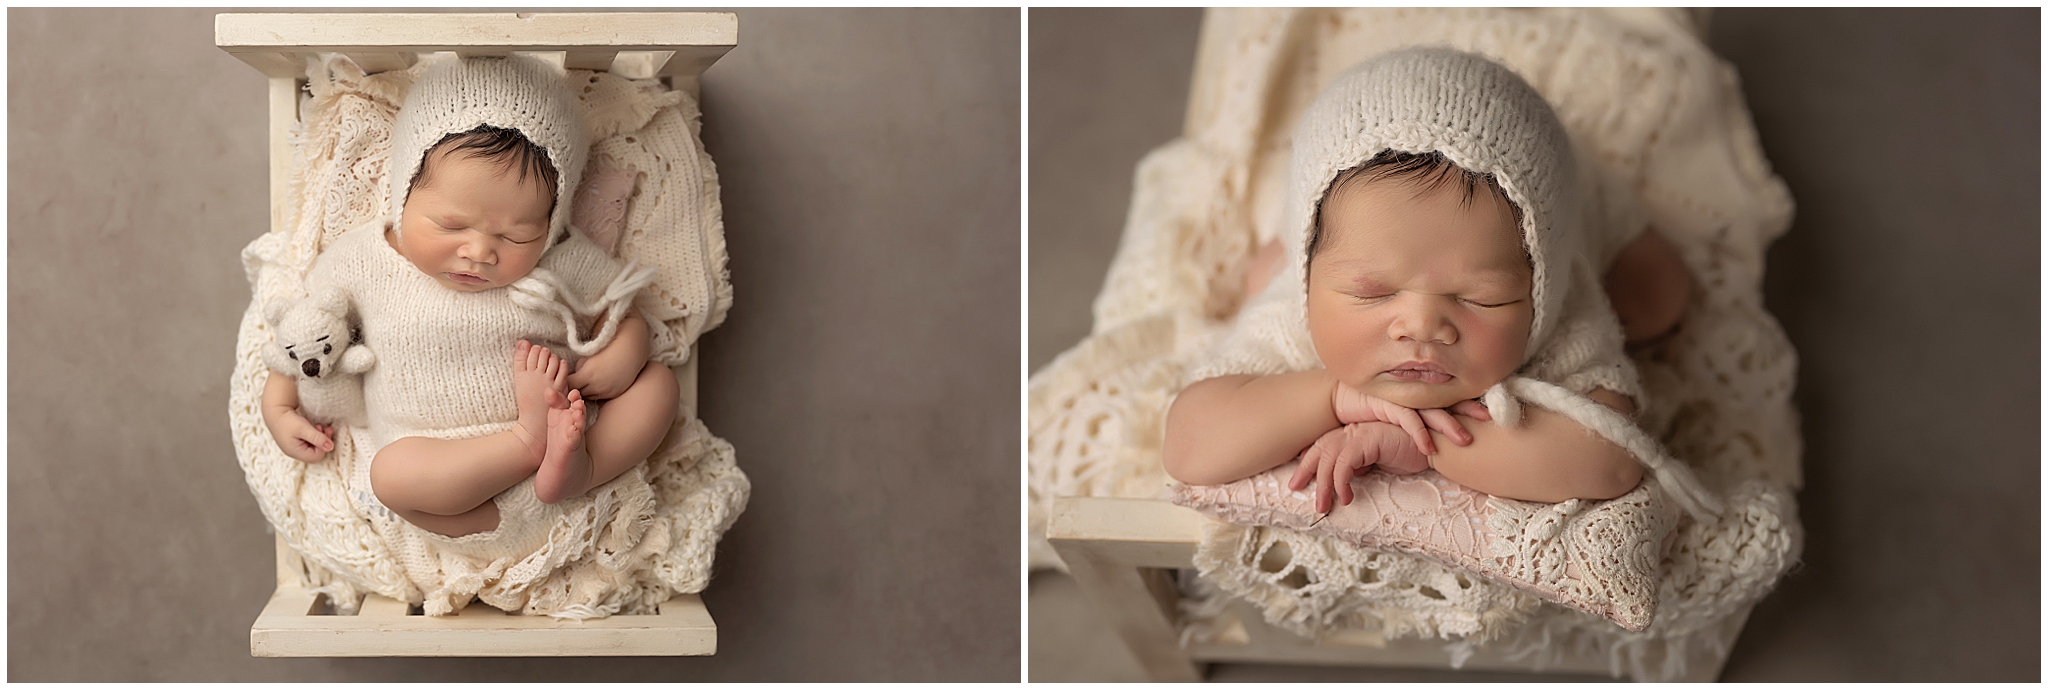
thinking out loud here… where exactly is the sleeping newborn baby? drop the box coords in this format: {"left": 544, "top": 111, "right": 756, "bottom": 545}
{"left": 1165, "top": 47, "right": 1720, "bottom": 521}
{"left": 258, "top": 55, "right": 675, "bottom": 542}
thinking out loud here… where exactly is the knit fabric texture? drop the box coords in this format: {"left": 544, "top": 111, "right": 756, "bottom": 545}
{"left": 231, "top": 54, "right": 748, "bottom": 619}
{"left": 387, "top": 54, "right": 587, "bottom": 247}
{"left": 1280, "top": 46, "right": 1579, "bottom": 361}
{"left": 1028, "top": 8, "right": 1802, "bottom": 681}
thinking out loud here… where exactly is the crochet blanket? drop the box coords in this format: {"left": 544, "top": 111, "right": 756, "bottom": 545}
{"left": 1027, "top": 8, "right": 1802, "bottom": 680}
{"left": 230, "top": 56, "right": 748, "bottom": 618}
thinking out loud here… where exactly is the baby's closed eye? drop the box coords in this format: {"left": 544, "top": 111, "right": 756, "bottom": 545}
{"left": 1460, "top": 297, "right": 1518, "bottom": 308}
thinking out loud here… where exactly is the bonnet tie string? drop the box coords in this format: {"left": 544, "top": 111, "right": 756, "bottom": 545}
{"left": 509, "top": 259, "right": 659, "bottom": 357}
{"left": 1482, "top": 376, "right": 1726, "bottom": 523}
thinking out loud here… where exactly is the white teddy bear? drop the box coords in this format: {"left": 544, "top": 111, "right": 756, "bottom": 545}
{"left": 262, "top": 287, "right": 375, "bottom": 428}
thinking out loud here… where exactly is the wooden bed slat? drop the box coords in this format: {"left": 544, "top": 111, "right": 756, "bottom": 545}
{"left": 341, "top": 51, "right": 417, "bottom": 74}
{"left": 611, "top": 51, "right": 676, "bottom": 80}
{"left": 252, "top": 588, "right": 717, "bottom": 657}
{"left": 216, "top": 13, "right": 736, "bottom": 79}
{"left": 359, "top": 594, "right": 410, "bottom": 618}
{"left": 564, "top": 50, "right": 617, "bottom": 72}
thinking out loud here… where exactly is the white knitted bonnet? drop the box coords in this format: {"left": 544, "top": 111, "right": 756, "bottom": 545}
{"left": 1285, "top": 46, "right": 1581, "bottom": 363}
{"left": 1194, "top": 47, "right": 1725, "bottom": 521}
{"left": 387, "top": 54, "right": 588, "bottom": 248}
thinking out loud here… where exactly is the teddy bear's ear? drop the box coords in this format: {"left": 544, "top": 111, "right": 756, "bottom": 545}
{"left": 263, "top": 296, "right": 291, "bottom": 326}
{"left": 311, "top": 287, "right": 349, "bottom": 316}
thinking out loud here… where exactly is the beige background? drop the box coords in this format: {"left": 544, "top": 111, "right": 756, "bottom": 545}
{"left": 9, "top": 8, "right": 1019, "bottom": 681}
{"left": 1028, "top": 8, "right": 2040, "bottom": 682}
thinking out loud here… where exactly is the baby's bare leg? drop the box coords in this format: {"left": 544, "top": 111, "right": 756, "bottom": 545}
{"left": 370, "top": 341, "right": 565, "bottom": 534}
{"left": 586, "top": 361, "right": 678, "bottom": 483}
{"left": 536, "top": 361, "right": 678, "bottom": 504}
{"left": 393, "top": 501, "right": 500, "bottom": 538}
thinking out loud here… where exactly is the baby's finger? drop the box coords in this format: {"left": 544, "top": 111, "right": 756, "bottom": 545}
{"left": 1451, "top": 399, "right": 1492, "bottom": 422}
{"left": 1420, "top": 408, "right": 1470, "bottom": 446}
{"left": 1295, "top": 429, "right": 1343, "bottom": 491}
{"left": 1290, "top": 449, "right": 1319, "bottom": 492}
{"left": 1335, "top": 436, "right": 1361, "bottom": 507}
{"left": 286, "top": 433, "right": 323, "bottom": 461}
{"left": 1394, "top": 408, "right": 1436, "bottom": 456}
{"left": 1317, "top": 449, "right": 1340, "bottom": 514}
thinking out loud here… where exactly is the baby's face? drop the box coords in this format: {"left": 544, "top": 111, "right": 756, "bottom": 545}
{"left": 1306, "top": 177, "right": 1534, "bottom": 409}
{"left": 393, "top": 147, "right": 554, "bottom": 292}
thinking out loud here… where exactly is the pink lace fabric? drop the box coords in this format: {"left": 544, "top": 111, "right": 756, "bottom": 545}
{"left": 571, "top": 158, "right": 637, "bottom": 253}
{"left": 1172, "top": 462, "right": 1677, "bottom": 631}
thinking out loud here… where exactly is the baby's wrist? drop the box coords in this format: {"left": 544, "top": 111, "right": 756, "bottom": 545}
{"left": 1329, "top": 379, "right": 1375, "bottom": 425}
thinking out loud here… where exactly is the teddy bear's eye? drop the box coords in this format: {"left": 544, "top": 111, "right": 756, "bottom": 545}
{"left": 323, "top": 344, "right": 332, "bottom": 355}
{"left": 287, "top": 349, "right": 298, "bottom": 360}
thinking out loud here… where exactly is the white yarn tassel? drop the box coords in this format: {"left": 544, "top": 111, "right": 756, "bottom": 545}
{"left": 1481, "top": 381, "right": 1522, "bottom": 428}
{"left": 509, "top": 259, "right": 659, "bottom": 357}
{"left": 1489, "top": 375, "right": 1725, "bottom": 522}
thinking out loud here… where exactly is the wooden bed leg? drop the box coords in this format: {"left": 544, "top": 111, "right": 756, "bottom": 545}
{"left": 1054, "top": 546, "right": 1204, "bottom": 682}
{"left": 1048, "top": 497, "right": 1216, "bottom": 682}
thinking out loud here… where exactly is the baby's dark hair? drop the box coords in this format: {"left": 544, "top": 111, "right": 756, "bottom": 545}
{"left": 1307, "top": 150, "right": 1525, "bottom": 257}
{"left": 407, "top": 124, "right": 560, "bottom": 209}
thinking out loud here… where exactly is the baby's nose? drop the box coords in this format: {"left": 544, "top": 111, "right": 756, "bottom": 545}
{"left": 302, "top": 358, "right": 322, "bottom": 378}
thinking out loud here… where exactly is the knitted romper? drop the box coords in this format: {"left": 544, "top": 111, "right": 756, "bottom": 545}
{"left": 304, "top": 218, "right": 632, "bottom": 560}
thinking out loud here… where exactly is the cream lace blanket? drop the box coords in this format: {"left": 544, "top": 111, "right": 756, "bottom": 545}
{"left": 230, "top": 56, "right": 748, "bottom": 618}
{"left": 1028, "top": 8, "right": 1802, "bottom": 680}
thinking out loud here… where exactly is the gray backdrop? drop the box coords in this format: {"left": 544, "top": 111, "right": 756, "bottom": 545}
{"left": 9, "top": 8, "right": 1019, "bottom": 682}
{"left": 1028, "top": 8, "right": 2040, "bottom": 682}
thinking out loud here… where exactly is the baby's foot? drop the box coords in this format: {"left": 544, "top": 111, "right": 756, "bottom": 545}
{"left": 536, "top": 389, "right": 591, "bottom": 504}
{"left": 511, "top": 340, "right": 567, "bottom": 469}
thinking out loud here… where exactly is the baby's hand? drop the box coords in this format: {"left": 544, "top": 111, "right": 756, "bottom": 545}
{"left": 265, "top": 409, "right": 334, "bottom": 463}
{"left": 1330, "top": 381, "right": 1492, "bottom": 455}
{"left": 1287, "top": 421, "right": 1429, "bottom": 513}
{"left": 564, "top": 352, "right": 640, "bottom": 400}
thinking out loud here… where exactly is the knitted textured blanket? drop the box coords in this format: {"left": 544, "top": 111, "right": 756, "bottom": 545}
{"left": 1027, "top": 9, "right": 1801, "bottom": 680}
{"left": 230, "top": 55, "right": 748, "bottom": 618}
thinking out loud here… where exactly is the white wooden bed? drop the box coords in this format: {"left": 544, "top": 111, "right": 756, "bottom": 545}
{"left": 218, "top": 11, "right": 733, "bottom": 658}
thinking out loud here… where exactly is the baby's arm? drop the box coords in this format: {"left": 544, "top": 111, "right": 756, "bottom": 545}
{"left": 261, "top": 370, "right": 334, "bottom": 462}
{"left": 1605, "top": 227, "right": 1692, "bottom": 345}
{"left": 565, "top": 309, "right": 653, "bottom": 401}
{"left": 1164, "top": 371, "right": 1348, "bottom": 486}
{"left": 1164, "top": 371, "right": 1477, "bottom": 486}
{"left": 1425, "top": 388, "right": 1644, "bottom": 503}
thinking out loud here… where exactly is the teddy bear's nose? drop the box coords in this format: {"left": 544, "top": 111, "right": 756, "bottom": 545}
{"left": 302, "top": 358, "right": 322, "bottom": 378}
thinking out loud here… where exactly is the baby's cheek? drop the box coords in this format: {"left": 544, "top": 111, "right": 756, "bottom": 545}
{"left": 1465, "top": 313, "right": 1530, "bottom": 377}
{"left": 501, "top": 247, "right": 548, "bottom": 282}
{"left": 1306, "top": 311, "right": 1377, "bottom": 382}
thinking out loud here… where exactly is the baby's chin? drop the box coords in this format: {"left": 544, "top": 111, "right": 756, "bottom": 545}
{"left": 1360, "top": 379, "right": 1489, "bottom": 411}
